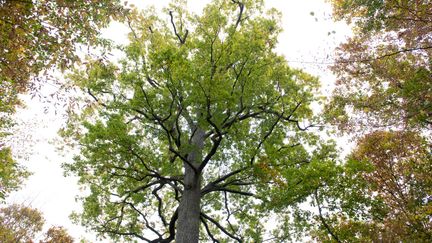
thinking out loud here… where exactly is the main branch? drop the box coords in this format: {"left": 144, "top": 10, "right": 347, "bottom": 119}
{"left": 169, "top": 11, "right": 189, "bottom": 44}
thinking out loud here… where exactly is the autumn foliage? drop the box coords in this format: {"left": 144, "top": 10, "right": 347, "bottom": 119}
{"left": 349, "top": 131, "right": 431, "bottom": 241}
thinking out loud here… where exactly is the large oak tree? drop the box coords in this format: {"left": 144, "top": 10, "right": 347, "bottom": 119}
{"left": 63, "top": 0, "right": 335, "bottom": 242}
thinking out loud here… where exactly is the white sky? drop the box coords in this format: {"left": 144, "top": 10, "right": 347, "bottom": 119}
{"left": 6, "top": 1, "right": 351, "bottom": 242}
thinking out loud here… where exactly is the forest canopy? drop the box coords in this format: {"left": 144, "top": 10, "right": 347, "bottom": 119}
{"left": 0, "top": 0, "right": 430, "bottom": 242}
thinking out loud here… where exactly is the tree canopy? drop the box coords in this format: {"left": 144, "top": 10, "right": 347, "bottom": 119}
{"left": 327, "top": 0, "right": 432, "bottom": 131}
{"left": 0, "top": 147, "right": 30, "bottom": 200}
{"left": 1, "top": 0, "right": 430, "bottom": 242}
{"left": 0, "top": 0, "right": 126, "bottom": 91}
{"left": 40, "top": 226, "right": 74, "bottom": 243}
{"left": 0, "top": 204, "right": 74, "bottom": 243}
{"left": 0, "top": 203, "right": 44, "bottom": 242}
{"left": 62, "top": 0, "right": 337, "bottom": 241}
{"left": 304, "top": 131, "right": 432, "bottom": 242}
{"left": 309, "top": 0, "right": 432, "bottom": 241}
{"left": 0, "top": 0, "right": 126, "bottom": 200}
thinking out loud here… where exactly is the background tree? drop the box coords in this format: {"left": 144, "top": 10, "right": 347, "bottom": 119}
{"left": 0, "top": 204, "right": 74, "bottom": 243}
{"left": 62, "top": 0, "right": 335, "bottom": 242}
{"left": 0, "top": 0, "right": 127, "bottom": 200}
{"left": 0, "top": 0, "right": 127, "bottom": 92}
{"left": 326, "top": 0, "right": 432, "bottom": 131}
{"left": 40, "top": 226, "right": 74, "bottom": 243}
{"left": 0, "top": 147, "right": 30, "bottom": 200}
{"left": 0, "top": 203, "right": 44, "bottom": 242}
{"left": 310, "top": 1, "right": 432, "bottom": 241}
{"left": 308, "top": 131, "right": 432, "bottom": 242}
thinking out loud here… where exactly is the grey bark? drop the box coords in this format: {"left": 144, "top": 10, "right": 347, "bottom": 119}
{"left": 176, "top": 127, "right": 205, "bottom": 243}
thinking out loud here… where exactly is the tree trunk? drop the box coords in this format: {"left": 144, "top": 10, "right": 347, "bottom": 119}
{"left": 176, "top": 127, "right": 205, "bottom": 243}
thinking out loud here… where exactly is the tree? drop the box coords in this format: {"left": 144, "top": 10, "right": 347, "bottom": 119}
{"left": 315, "top": 1, "right": 432, "bottom": 241}
{"left": 0, "top": 147, "right": 30, "bottom": 200}
{"left": 309, "top": 131, "right": 432, "bottom": 242}
{"left": 0, "top": 0, "right": 126, "bottom": 92}
{"left": 0, "top": 204, "right": 74, "bottom": 243}
{"left": 0, "top": 0, "right": 126, "bottom": 200}
{"left": 326, "top": 0, "right": 432, "bottom": 131}
{"left": 0, "top": 204, "right": 44, "bottom": 242}
{"left": 40, "top": 226, "right": 74, "bottom": 243}
{"left": 62, "top": 0, "right": 333, "bottom": 241}
{"left": 349, "top": 131, "right": 431, "bottom": 240}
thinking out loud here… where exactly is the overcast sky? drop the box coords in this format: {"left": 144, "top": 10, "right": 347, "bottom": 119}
{"left": 6, "top": 1, "right": 351, "bottom": 241}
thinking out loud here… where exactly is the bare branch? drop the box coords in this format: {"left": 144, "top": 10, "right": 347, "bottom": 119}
{"left": 314, "top": 189, "right": 342, "bottom": 243}
{"left": 169, "top": 11, "right": 188, "bottom": 44}
{"left": 98, "top": 229, "right": 151, "bottom": 242}
{"left": 364, "top": 45, "right": 432, "bottom": 62}
{"left": 124, "top": 180, "right": 161, "bottom": 197}
{"left": 223, "top": 191, "right": 236, "bottom": 233}
{"left": 201, "top": 216, "right": 220, "bottom": 243}
{"left": 154, "top": 208, "right": 178, "bottom": 243}
{"left": 203, "top": 185, "right": 255, "bottom": 197}
{"left": 202, "top": 169, "right": 256, "bottom": 197}
{"left": 277, "top": 143, "right": 301, "bottom": 151}
{"left": 208, "top": 166, "right": 249, "bottom": 187}
{"left": 169, "top": 146, "right": 198, "bottom": 174}
{"left": 198, "top": 107, "right": 223, "bottom": 172}
{"left": 201, "top": 213, "right": 243, "bottom": 242}
{"left": 152, "top": 183, "right": 168, "bottom": 226}
{"left": 146, "top": 76, "right": 161, "bottom": 88}
{"left": 124, "top": 202, "right": 162, "bottom": 238}
{"left": 249, "top": 112, "right": 283, "bottom": 165}
{"left": 87, "top": 88, "right": 107, "bottom": 107}
{"left": 129, "top": 148, "right": 157, "bottom": 174}
{"left": 231, "top": 0, "right": 245, "bottom": 29}
{"left": 126, "top": 15, "right": 139, "bottom": 40}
